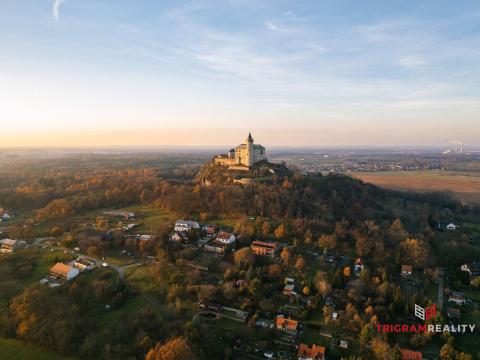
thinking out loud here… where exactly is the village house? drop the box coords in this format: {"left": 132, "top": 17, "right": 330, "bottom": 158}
{"left": 171, "top": 232, "right": 189, "bottom": 243}
{"left": 446, "top": 223, "right": 456, "bottom": 231}
{"left": 203, "top": 239, "right": 232, "bottom": 255}
{"left": 401, "top": 265, "right": 413, "bottom": 276}
{"left": 72, "top": 257, "right": 95, "bottom": 272}
{"left": 216, "top": 231, "right": 236, "bottom": 244}
{"left": 297, "top": 343, "right": 325, "bottom": 360}
{"left": 461, "top": 262, "right": 480, "bottom": 276}
{"left": 204, "top": 225, "right": 218, "bottom": 237}
{"left": 400, "top": 348, "right": 422, "bottom": 360}
{"left": 283, "top": 283, "right": 296, "bottom": 297}
{"left": 255, "top": 318, "right": 274, "bottom": 329}
{"left": 0, "top": 209, "right": 11, "bottom": 221}
{"left": 446, "top": 307, "right": 461, "bottom": 319}
{"left": 0, "top": 238, "right": 26, "bottom": 253}
{"left": 137, "top": 234, "right": 153, "bottom": 242}
{"left": 250, "top": 241, "right": 278, "bottom": 258}
{"left": 50, "top": 263, "right": 80, "bottom": 281}
{"left": 354, "top": 258, "right": 364, "bottom": 274}
{"left": 174, "top": 220, "right": 200, "bottom": 232}
{"left": 236, "top": 279, "right": 248, "bottom": 287}
{"left": 448, "top": 291, "right": 466, "bottom": 306}
{"left": 274, "top": 316, "right": 299, "bottom": 335}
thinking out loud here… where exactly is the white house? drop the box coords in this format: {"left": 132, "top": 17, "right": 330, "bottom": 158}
{"left": 174, "top": 220, "right": 200, "bottom": 232}
{"left": 461, "top": 262, "right": 480, "bottom": 276}
{"left": 72, "top": 257, "right": 95, "bottom": 271}
{"left": 0, "top": 239, "right": 26, "bottom": 253}
{"left": 446, "top": 223, "right": 456, "bottom": 231}
{"left": 171, "top": 232, "right": 189, "bottom": 243}
{"left": 216, "top": 231, "right": 236, "bottom": 244}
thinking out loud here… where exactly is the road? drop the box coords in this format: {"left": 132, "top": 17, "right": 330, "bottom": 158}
{"left": 437, "top": 268, "right": 444, "bottom": 309}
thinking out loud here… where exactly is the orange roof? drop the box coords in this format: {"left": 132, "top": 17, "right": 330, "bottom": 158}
{"left": 275, "top": 316, "right": 298, "bottom": 330}
{"left": 400, "top": 348, "right": 422, "bottom": 360}
{"left": 298, "top": 343, "right": 325, "bottom": 359}
{"left": 50, "top": 263, "right": 73, "bottom": 276}
{"left": 355, "top": 258, "right": 363, "bottom": 265}
{"left": 251, "top": 241, "right": 277, "bottom": 249}
{"left": 401, "top": 265, "right": 413, "bottom": 272}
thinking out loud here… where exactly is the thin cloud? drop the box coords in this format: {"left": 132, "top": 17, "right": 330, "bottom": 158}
{"left": 52, "top": 0, "right": 65, "bottom": 21}
{"left": 398, "top": 55, "right": 427, "bottom": 67}
{"left": 265, "top": 21, "right": 278, "bottom": 31}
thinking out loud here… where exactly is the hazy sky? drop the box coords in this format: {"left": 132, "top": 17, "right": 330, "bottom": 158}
{"left": 1, "top": 0, "right": 479, "bottom": 146}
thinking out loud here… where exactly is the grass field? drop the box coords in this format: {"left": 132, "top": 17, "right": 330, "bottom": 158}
{"left": 352, "top": 171, "right": 480, "bottom": 204}
{"left": 0, "top": 337, "right": 75, "bottom": 360}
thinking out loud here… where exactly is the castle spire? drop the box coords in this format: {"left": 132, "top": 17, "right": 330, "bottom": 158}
{"left": 247, "top": 132, "right": 253, "bottom": 143}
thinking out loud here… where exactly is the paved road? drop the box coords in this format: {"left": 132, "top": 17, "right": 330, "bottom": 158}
{"left": 437, "top": 268, "right": 444, "bottom": 309}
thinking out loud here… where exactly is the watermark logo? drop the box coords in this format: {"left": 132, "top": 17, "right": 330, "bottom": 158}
{"left": 376, "top": 302, "right": 475, "bottom": 334}
{"left": 414, "top": 303, "right": 436, "bottom": 321}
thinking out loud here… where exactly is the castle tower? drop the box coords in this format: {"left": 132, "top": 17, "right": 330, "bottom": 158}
{"left": 246, "top": 132, "right": 254, "bottom": 167}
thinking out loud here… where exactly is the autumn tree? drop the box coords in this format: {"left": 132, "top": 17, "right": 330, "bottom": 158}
{"left": 400, "top": 238, "right": 429, "bottom": 267}
{"left": 314, "top": 271, "right": 332, "bottom": 297}
{"left": 274, "top": 223, "right": 286, "bottom": 239}
{"left": 280, "top": 247, "right": 291, "bottom": 267}
{"left": 233, "top": 247, "right": 255, "bottom": 268}
{"left": 317, "top": 234, "right": 337, "bottom": 251}
{"left": 145, "top": 337, "right": 194, "bottom": 360}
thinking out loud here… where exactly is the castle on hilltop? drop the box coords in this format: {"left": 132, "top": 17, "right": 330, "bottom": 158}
{"left": 214, "top": 133, "right": 267, "bottom": 169}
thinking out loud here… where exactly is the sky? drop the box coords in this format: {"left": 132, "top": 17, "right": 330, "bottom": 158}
{"left": 0, "top": 0, "right": 479, "bottom": 147}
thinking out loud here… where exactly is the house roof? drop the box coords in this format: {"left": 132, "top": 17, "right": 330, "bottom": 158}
{"left": 355, "top": 258, "right": 364, "bottom": 266}
{"left": 251, "top": 241, "right": 277, "bottom": 249}
{"left": 402, "top": 265, "right": 413, "bottom": 273}
{"left": 217, "top": 231, "right": 233, "bottom": 240}
{"left": 175, "top": 220, "right": 199, "bottom": 226}
{"left": 449, "top": 293, "right": 465, "bottom": 300}
{"left": 0, "top": 238, "right": 17, "bottom": 246}
{"left": 400, "top": 348, "right": 422, "bottom": 360}
{"left": 206, "top": 227, "right": 217, "bottom": 235}
{"left": 447, "top": 307, "right": 461, "bottom": 315}
{"left": 275, "top": 316, "right": 298, "bottom": 330}
{"left": 50, "top": 263, "right": 74, "bottom": 276}
{"left": 298, "top": 343, "right": 325, "bottom": 359}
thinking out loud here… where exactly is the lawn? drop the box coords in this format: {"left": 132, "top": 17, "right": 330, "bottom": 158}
{"left": 352, "top": 171, "right": 480, "bottom": 204}
{"left": 130, "top": 207, "right": 173, "bottom": 233}
{"left": 0, "top": 337, "right": 75, "bottom": 360}
{"left": 125, "top": 264, "right": 164, "bottom": 297}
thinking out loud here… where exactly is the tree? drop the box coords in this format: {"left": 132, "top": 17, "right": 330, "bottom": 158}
{"left": 261, "top": 221, "right": 271, "bottom": 237}
{"left": 294, "top": 256, "right": 305, "bottom": 272}
{"left": 234, "top": 248, "right": 255, "bottom": 268}
{"left": 314, "top": 271, "right": 331, "bottom": 297}
{"left": 439, "top": 342, "right": 455, "bottom": 360}
{"left": 267, "top": 264, "right": 282, "bottom": 278}
{"left": 145, "top": 337, "right": 193, "bottom": 360}
{"left": 317, "top": 234, "right": 336, "bottom": 250}
{"left": 280, "top": 247, "right": 291, "bottom": 267}
{"left": 275, "top": 224, "right": 286, "bottom": 239}
{"left": 400, "top": 238, "right": 429, "bottom": 267}
{"left": 371, "top": 338, "right": 390, "bottom": 360}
